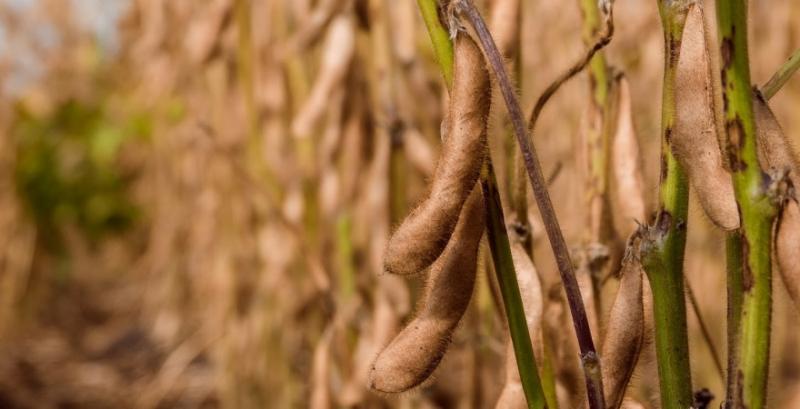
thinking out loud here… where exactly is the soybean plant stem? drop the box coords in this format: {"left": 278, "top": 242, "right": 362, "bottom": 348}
{"left": 717, "top": 1, "right": 780, "bottom": 408}
{"left": 415, "top": 1, "right": 546, "bottom": 408}
{"left": 456, "top": 1, "right": 605, "bottom": 408}
{"left": 641, "top": 2, "right": 693, "bottom": 408}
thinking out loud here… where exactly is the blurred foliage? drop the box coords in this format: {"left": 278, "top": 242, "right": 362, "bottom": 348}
{"left": 13, "top": 98, "right": 149, "bottom": 248}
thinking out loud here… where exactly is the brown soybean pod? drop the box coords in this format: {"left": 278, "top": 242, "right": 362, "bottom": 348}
{"left": 369, "top": 187, "right": 484, "bottom": 393}
{"left": 495, "top": 241, "right": 544, "bottom": 409}
{"left": 753, "top": 95, "right": 800, "bottom": 312}
{"left": 383, "top": 34, "right": 490, "bottom": 276}
{"left": 672, "top": 4, "right": 739, "bottom": 231}
{"left": 777, "top": 200, "right": 800, "bottom": 312}
{"left": 600, "top": 255, "right": 645, "bottom": 409}
{"left": 754, "top": 94, "right": 800, "bottom": 188}
{"left": 611, "top": 74, "right": 647, "bottom": 233}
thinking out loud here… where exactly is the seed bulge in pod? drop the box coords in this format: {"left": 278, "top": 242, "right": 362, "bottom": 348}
{"left": 369, "top": 187, "right": 484, "bottom": 392}
{"left": 384, "top": 34, "right": 490, "bottom": 276}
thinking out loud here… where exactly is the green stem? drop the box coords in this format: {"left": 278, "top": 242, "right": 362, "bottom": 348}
{"left": 640, "top": 3, "right": 693, "bottom": 408}
{"left": 415, "top": 3, "right": 546, "bottom": 407}
{"left": 641, "top": 235, "right": 692, "bottom": 408}
{"left": 540, "top": 340, "right": 559, "bottom": 409}
{"left": 761, "top": 47, "right": 800, "bottom": 100}
{"left": 416, "top": 0, "right": 454, "bottom": 85}
{"left": 717, "top": 2, "right": 779, "bottom": 407}
{"left": 483, "top": 164, "right": 548, "bottom": 409}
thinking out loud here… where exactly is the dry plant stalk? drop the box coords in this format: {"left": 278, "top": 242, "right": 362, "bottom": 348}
{"left": 600, "top": 253, "right": 644, "bottom": 409}
{"left": 383, "top": 34, "right": 490, "bottom": 277}
{"left": 369, "top": 188, "right": 484, "bottom": 392}
{"left": 495, "top": 240, "right": 544, "bottom": 409}
{"left": 672, "top": 4, "right": 738, "bottom": 231}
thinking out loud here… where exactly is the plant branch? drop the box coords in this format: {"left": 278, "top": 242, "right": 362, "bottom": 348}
{"left": 761, "top": 47, "right": 800, "bottom": 101}
{"left": 528, "top": 0, "right": 614, "bottom": 133}
{"left": 456, "top": 1, "right": 605, "bottom": 408}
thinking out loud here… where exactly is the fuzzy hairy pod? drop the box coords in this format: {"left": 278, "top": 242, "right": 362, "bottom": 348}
{"left": 753, "top": 95, "right": 800, "bottom": 312}
{"left": 383, "top": 34, "right": 490, "bottom": 276}
{"left": 369, "top": 188, "right": 484, "bottom": 393}
{"left": 601, "top": 255, "right": 645, "bottom": 409}
{"left": 672, "top": 4, "right": 739, "bottom": 231}
{"left": 495, "top": 241, "right": 543, "bottom": 409}
{"left": 611, "top": 75, "right": 647, "bottom": 234}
